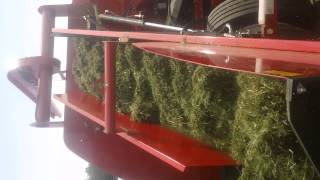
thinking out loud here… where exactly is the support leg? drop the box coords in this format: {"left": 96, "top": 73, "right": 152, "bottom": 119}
{"left": 104, "top": 42, "right": 117, "bottom": 134}
{"left": 35, "top": 10, "right": 55, "bottom": 127}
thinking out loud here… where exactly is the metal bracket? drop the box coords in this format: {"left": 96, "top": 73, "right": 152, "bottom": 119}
{"left": 287, "top": 77, "right": 320, "bottom": 176}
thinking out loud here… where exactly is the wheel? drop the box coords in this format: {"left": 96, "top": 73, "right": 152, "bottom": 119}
{"left": 207, "top": 0, "right": 315, "bottom": 36}
{"left": 208, "top": 0, "right": 258, "bottom": 32}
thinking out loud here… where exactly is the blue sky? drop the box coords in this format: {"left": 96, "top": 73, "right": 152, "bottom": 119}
{"left": 0, "top": 1, "right": 88, "bottom": 179}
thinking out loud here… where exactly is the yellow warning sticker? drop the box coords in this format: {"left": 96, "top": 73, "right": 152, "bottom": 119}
{"left": 264, "top": 70, "right": 302, "bottom": 77}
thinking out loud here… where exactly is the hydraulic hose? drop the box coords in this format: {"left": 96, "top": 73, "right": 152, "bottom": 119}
{"left": 98, "top": 13, "right": 196, "bottom": 33}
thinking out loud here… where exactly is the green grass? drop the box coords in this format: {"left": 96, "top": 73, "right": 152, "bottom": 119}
{"left": 231, "top": 74, "right": 316, "bottom": 179}
{"left": 73, "top": 38, "right": 319, "bottom": 180}
{"left": 73, "top": 37, "right": 104, "bottom": 100}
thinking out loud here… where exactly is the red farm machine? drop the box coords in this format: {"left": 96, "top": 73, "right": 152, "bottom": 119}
{"left": 7, "top": 0, "right": 320, "bottom": 179}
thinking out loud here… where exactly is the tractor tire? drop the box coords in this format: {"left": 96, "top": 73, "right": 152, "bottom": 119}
{"left": 207, "top": 0, "right": 259, "bottom": 32}
{"left": 207, "top": 0, "right": 315, "bottom": 34}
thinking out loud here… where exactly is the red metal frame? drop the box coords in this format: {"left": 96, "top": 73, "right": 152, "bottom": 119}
{"left": 7, "top": 57, "right": 62, "bottom": 119}
{"left": 53, "top": 28, "right": 320, "bottom": 53}
{"left": 132, "top": 42, "right": 320, "bottom": 78}
{"left": 7, "top": 0, "right": 320, "bottom": 179}
{"left": 52, "top": 27, "right": 320, "bottom": 179}
{"left": 10, "top": 3, "right": 94, "bottom": 127}
{"left": 104, "top": 42, "right": 116, "bottom": 134}
{"left": 54, "top": 91, "right": 237, "bottom": 174}
{"left": 35, "top": 9, "right": 55, "bottom": 126}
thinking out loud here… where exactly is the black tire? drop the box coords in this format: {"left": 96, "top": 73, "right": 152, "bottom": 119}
{"left": 207, "top": 0, "right": 315, "bottom": 33}
{"left": 208, "top": 0, "right": 258, "bottom": 32}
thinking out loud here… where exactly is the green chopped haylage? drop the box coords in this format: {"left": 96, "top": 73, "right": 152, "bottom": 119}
{"left": 73, "top": 38, "right": 319, "bottom": 180}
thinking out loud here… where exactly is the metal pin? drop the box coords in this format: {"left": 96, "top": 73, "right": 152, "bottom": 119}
{"left": 297, "top": 83, "right": 307, "bottom": 94}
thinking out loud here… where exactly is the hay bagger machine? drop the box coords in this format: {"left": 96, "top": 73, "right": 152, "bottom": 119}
{"left": 7, "top": 0, "right": 320, "bottom": 179}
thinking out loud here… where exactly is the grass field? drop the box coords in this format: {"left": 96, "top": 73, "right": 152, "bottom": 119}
{"left": 73, "top": 38, "right": 319, "bottom": 180}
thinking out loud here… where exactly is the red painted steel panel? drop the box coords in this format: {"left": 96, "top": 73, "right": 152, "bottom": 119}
{"left": 117, "top": 122, "right": 238, "bottom": 171}
{"left": 52, "top": 28, "right": 320, "bottom": 53}
{"left": 63, "top": 115, "right": 222, "bottom": 180}
{"left": 54, "top": 93, "right": 105, "bottom": 127}
{"left": 133, "top": 42, "right": 320, "bottom": 78}
{"left": 54, "top": 92, "right": 238, "bottom": 172}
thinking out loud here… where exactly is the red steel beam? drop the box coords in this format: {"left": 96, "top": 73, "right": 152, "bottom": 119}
{"left": 33, "top": 4, "right": 90, "bottom": 127}
{"left": 104, "top": 42, "right": 117, "bottom": 134}
{"left": 52, "top": 28, "right": 320, "bottom": 53}
{"left": 35, "top": 10, "right": 55, "bottom": 127}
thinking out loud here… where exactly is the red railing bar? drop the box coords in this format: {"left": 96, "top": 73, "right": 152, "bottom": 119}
{"left": 52, "top": 28, "right": 320, "bottom": 53}
{"left": 104, "top": 42, "right": 117, "bottom": 134}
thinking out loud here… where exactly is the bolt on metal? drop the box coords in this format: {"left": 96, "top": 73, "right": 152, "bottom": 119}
{"left": 297, "top": 83, "right": 307, "bottom": 94}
